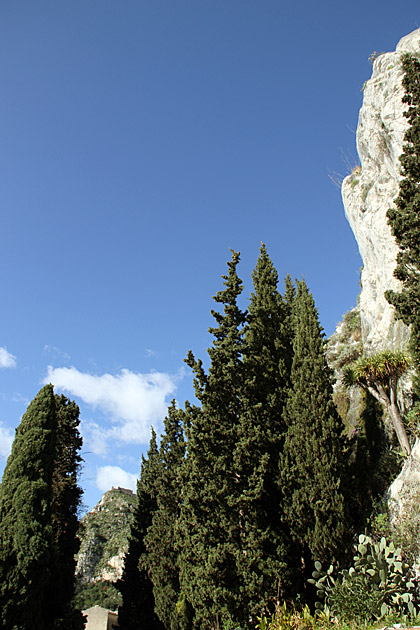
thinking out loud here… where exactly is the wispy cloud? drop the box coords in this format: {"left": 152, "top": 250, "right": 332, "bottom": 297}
{"left": 96, "top": 465, "right": 138, "bottom": 493}
{"left": 45, "top": 366, "right": 181, "bottom": 444}
{"left": 0, "top": 423, "right": 14, "bottom": 460}
{"left": 145, "top": 348, "right": 158, "bottom": 358}
{"left": 80, "top": 420, "right": 110, "bottom": 457}
{"left": 42, "top": 345, "right": 70, "bottom": 362}
{"left": 0, "top": 347, "right": 16, "bottom": 368}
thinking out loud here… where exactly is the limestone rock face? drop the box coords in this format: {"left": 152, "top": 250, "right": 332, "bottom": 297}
{"left": 341, "top": 29, "right": 420, "bottom": 352}
{"left": 388, "top": 438, "right": 420, "bottom": 513}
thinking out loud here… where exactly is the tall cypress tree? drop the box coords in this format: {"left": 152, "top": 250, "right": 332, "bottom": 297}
{"left": 0, "top": 384, "right": 58, "bottom": 630}
{"left": 279, "top": 280, "right": 350, "bottom": 585}
{"left": 177, "top": 250, "right": 247, "bottom": 628}
{"left": 146, "top": 401, "right": 192, "bottom": 629}
{"left": 244, "top": 244, "right": 292, "bottom": 415}
{"left": 386, "top": 53, "right": 420, "bottom": 394}
{"left": 45, "top": 395, "right": 85, "bottom": 630}
{"left": 117, "top": 429, "right": 164, "bottom": 630}
{"left": 233, "top": 245, "right": 296, "bottom": 615}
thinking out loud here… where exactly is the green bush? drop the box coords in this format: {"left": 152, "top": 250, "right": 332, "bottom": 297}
{"left": 72, "top": 580, "right": 122, "bottom": 612}
{"left": 327, "top": 573, "right": 384, "bottom": 622}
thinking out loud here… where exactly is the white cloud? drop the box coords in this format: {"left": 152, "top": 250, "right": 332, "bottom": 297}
{"left": 45, "top": 366, "right": 180, "bottom": 444}
{"left": 0, "top": 347, "right": 16, "bottom": 368}
{"left": 96, "top": 465, "right": 138, "bottom": 493}
{"left": 80, "top": 420, "right": 110, "bottom": 457}
{"left": 0, "top": 423, "right": 14, "bottom": 460}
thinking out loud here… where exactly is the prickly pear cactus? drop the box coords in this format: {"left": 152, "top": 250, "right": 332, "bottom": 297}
{"left": 353, "top": 534, "right": 416, "bottom": 617}
{"left": 309, "top": 534, "right": 418, "bottom": 621}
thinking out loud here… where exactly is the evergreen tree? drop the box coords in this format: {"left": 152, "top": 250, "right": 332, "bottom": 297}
{"left": 233, "top": 245, "right": 296, "bottom": 614}
{"left": 386, "top": 53, "right": 420, "bottom": 394}
{"left": 177, "top": 250, "right": 247, "bottom": 629}
{"left": 279, "top": 281, "right": 350, "bottom": 585}
{"left": 244, "top": 244, "right": 292, "bottom": 415}
{"left": 117, "top": 429, "right": 164, "bottom": 630}
{"left": 350, "top": 392, "right": 400, "bottom": 530}
{"left": 146, "top": 401, "right": 192, "bottom": 629}
{"left": 0, "top": 384, "right": 58, "bottom": 630}
{"left": 45, "top": 394, "right": 85, "bottom": 630}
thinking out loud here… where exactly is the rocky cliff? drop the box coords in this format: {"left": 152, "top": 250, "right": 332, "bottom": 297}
{"left": 76, "top": 487, "right": 137, "bottom": 584}
{"left": 341, "top": 29, "right": 420, "bottom": 353}
{"left": 341, "top": 28, "right": 420, "bottom": 547}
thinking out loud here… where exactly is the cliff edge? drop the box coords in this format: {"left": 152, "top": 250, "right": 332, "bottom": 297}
{"left": 341, "top": 29, "right": 420, "bottom": 353}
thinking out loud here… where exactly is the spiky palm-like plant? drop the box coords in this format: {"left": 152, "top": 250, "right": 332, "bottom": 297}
{"left": 342, "top": 351, "right": 411, "bottom": 456}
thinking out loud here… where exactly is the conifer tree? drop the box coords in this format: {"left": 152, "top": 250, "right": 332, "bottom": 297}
{"left": 279, "top": 281, "right": 350, "bottom": 582}
{"left": 244, "top": 244, "right": 292, "bottom": 415}
{"left": 0, "top": 386, "right": 85, "bottom": 630}
{"left": 146, "top": 401, "right": 192, "bottom": 629}
{"left": 386, "top": 53, "right": 420, "bottom": 393}
{"left": 0, "top": 384, "right": 58, "bottom": 630}
{"left": 45, "top": 395, "right": 85, "bottom": 630}
{"left": 178, "top": 250, "right": 247, "bottom": 628}
{"left": 117, "top": 429, "right": 164, "bottom": 630}
{"left": 233, "top": 245, "right": 296, "bottom": 612}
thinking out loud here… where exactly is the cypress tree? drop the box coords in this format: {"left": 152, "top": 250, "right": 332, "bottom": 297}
{"left": 117, "top": 429, "right": 164, "bottom": 630}
{"left": 279, "top": 281, "right": 350, "bottom": 585}
{"left": 0, "top": 384, "right": 58, "bottom": 630}
{"left": 233, "top": 245, "right": 296, "bottom": 615}
{"left": 45, "top": 395, "right": 85, "bottom": 630}
{"left": 178, "top": 250, "right": 247, "bottom": 628}
{"left": 386, "top": 53, "right": 420, "bottom": 394}
{"left": 146, "top": 401, "right": 192, "bottom": 629}
{"left": 244, "top": 244, "right": 292, "bottom": 415}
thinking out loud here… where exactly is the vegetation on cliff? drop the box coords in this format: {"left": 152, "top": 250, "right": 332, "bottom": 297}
{"left": 386, "top": 53, "right": 420, "bottom": 397}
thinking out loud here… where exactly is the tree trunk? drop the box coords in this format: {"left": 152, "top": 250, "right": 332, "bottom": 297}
{"left": 388, "top": 374, "right": 411, "bottom": 456}
{"left": 364, "top": 382, "right": 411, "bottom": 457}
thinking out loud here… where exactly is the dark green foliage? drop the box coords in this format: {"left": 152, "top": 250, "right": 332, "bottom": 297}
{"left": 178, "top": 251, "right": 248, "bottom": 628}
{"left": 350, "top": 392, "right": 400, "bottom": 531}
{"left": 118, "top": 248, "right": 357, "bottom": 626}
{"left": 146, "top": 401, "right": 191, "bottom": 629}
{"left": 244, "top": 244, "right": 292, "bottom": 415}
{"left": 0, "top": 385, "right": 57, "bottom": 630}
{"left": 73, "top": 580, "right": 122, "bottom": 612}
{"left": 235, "top": 246, "right": 296, "bottom": 610}
{"left": 279, "top": 281, "right": 350, "bottom": 574}
{"left": 117, "top": 430, "right": 164, "bottom": 630}
{"left": 45, "top": 395, "right": 85, "bottom": 630}
{"left": 386, "top": 53, "right": 420, "bottom": 395}
{"left": 0, "top": 386, "right": 85, "bottom": 630}
{"left": 177, "top": 249, "right": 300, "bottom": 627}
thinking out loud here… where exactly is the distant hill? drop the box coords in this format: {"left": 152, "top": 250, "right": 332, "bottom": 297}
{"left": 74, "top": 487, "right": 137, "bottom": 611}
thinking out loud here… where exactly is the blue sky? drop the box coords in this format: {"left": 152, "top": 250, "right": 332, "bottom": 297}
{"left": 1, "top": 1, "right": 419, "bottom": 510}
